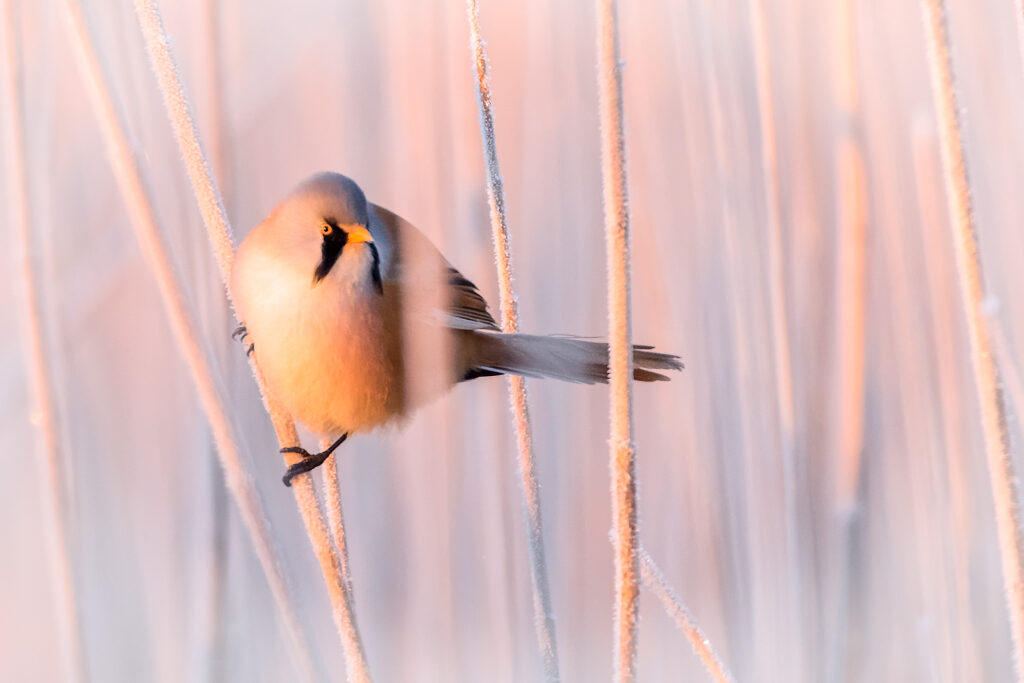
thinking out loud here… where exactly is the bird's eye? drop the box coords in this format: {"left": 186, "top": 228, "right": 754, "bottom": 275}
{"left": 321, "top": 223, "right": 333, "bottom": 236}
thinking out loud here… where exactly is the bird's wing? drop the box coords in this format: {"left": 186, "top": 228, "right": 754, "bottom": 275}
{"left": 370, "top": 203, "right": 500, "bottom": 332}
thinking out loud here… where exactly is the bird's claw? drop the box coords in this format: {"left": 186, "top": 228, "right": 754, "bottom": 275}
{"left": 279, "top": 433, "right": 349, "bottom": 487}
{"left": 233, "top": 324, "right": 255, "bottom": 356}
{"left": 281, "top": 455, "right": 329, "bottom": 486}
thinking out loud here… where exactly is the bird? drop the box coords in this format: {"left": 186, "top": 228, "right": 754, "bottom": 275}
{"left": 230, "top": 172, "right": 682, "bottom": 486}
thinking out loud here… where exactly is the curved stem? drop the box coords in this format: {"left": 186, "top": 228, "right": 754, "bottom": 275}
{"left": 62, "top": 1, "right": 323, "bottom": 679}
{"left": 639, "top": 549, "right": 735, "bottom": 683}
{"left": 127, "top": 1, "right": 374, "bottom": 678}
{"left": 465, "top": 2, "right": 560, "bottom": 680}
{"left": 921, "top": 0, "right": 1024, "bottom": 675}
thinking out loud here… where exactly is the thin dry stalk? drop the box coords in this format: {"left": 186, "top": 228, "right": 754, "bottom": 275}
{"left": 322, "top": 446, "right": 355, "bottom": 599}
{"left": 920, "top": 0, "right": 1024, "bottom": 674}
{"left": 991, "top": 323, "right": 1024, "bottom": 456}
{"left": 747, "top": 0, "right": 796, "bottom": 471}
{"left": 745, "top": 1, "right": 805, "bottom": 671}
{"left": 828, "top": 2, "right": 868, "bottom": 674}
{"left": 465, "top": 2, "right": 559, "bottom": 680}
{"left": 130, "top": 0, "right": 233, "bottom": 280}
{"left": 2, "top": 3, "right": 88, "bottom": 680}
{"left": 200, "top": 0, "right": 229, "bottom": 194}
{"left": 828, "top": 135, "right": 868, "bottom": 680}
{"left": 60, "top": 2, "right": 319, "bottom": 680}
{"left": 128, "top": 2, "right": 373, "bottom": 679}
{"left": 912, "top": 122, "right": 979, "bottom": 682}
{"left": 597, "top": 0, "right": 639, "bottom": 679}
{"left": 639, "top": 549, "right": 735, "bottom": 683}
{"left": 267, "top": 405, "right": 368, "bottom": 683}
{"left": 832, "top": 0, "right": 867, "bottom": 520}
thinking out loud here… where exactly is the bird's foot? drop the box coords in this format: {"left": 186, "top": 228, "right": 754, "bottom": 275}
{"left": 280, "top": 433, "right": 349, "bottom": 487}
{"left": 232, "top": 325, "right": 256, "bottom": 357}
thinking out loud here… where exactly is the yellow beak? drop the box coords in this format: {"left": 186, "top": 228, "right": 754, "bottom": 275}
{"left": 347, "top": 226, "right": 374, "bottom": 244}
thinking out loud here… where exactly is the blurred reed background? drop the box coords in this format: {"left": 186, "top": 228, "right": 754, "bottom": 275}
{"left": 4, "top": 0, "right": 1024, "bottom": 680}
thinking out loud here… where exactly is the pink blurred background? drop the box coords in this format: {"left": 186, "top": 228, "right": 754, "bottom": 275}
{"left": 5, "top": 0, "right": 1024, "bottom": 680}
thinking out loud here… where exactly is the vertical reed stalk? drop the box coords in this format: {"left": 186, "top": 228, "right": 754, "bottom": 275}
{"left": 828, "top": 134, "right": 867, "bottom": 679}
{"left": 597, "top": 0, "right": 639, "bottom": 679}
{"left": 2, "top": 3, "right": 88, "bottom": 680}
{"left": 322, "top": 447, "right": 355, "bottom": 600}
{"left": 639, "top": 549, "right": 735, "bottom": 683}
{"left": 127, "top": 1, "right": 373, "bottom": 679}
{"left": 746, "top": 0, "right": 796, "bottom": 481}
{"left": 829, "top": 2, "right": 867, "bottom": 676}
{"left": 465, "top": 2, "right": 559, "bottom": 680}
{"left": 60, "top": 2, "right": 320, "bottom": 679}
{"left": 746, "top": 2, "right": 805, "bottom": 673}
{"left": 920, "top": 0, "right": 1024, "bottom": 675}
{"left": 832, "top": 0, "right": 867, "bottom": 521}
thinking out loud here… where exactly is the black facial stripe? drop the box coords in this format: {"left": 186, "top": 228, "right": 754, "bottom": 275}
{"left": 368, "top": 242, "right": 383, "bottom": 295}
{"left": 313, "top": 219, "right": 347, "bottom": 283}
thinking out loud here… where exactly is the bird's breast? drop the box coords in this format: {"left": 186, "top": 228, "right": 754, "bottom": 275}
{"left": 236, "top": 260, "right": 404, "bottom": 437}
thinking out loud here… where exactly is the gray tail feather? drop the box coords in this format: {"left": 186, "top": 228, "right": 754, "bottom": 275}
{"left": 465, "top": 332, "right": 683, "bottom": 384}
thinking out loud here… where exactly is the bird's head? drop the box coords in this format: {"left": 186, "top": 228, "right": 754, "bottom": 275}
{"left": 258, "top": 172, "right": 383, "bottom": 294}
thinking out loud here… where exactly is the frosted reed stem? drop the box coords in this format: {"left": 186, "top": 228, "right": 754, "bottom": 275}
{"left": 597, "top": 0, "right": 639, "bottom": 679}
{"left": 639, "top": 549, "right": 735, "bottom": 683}
{"left": 920, "top": 0, "right": 1024, "bottom": 675}
{"left": 990, "top": 322, "right": 1024, "bottom": 479}
{"left": 2, "top": 3, "right": 88, "bottom": 680}
{"left": 322, "top": 448, "right": 355, "bottom": 600}
{"left": 316, "top": 447, "right": 366, "bottom": 681}
{"left": 61, "top": 2, "right": 323, "bottom": 679}
{"left": 127, "top": 2, "right": 373, "bottom": 679}
{"left": 465, "top": 2, "right": 560, "bottom": 680}
{"left": 131, "top": 0, "right": 232, "bottom": 278}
